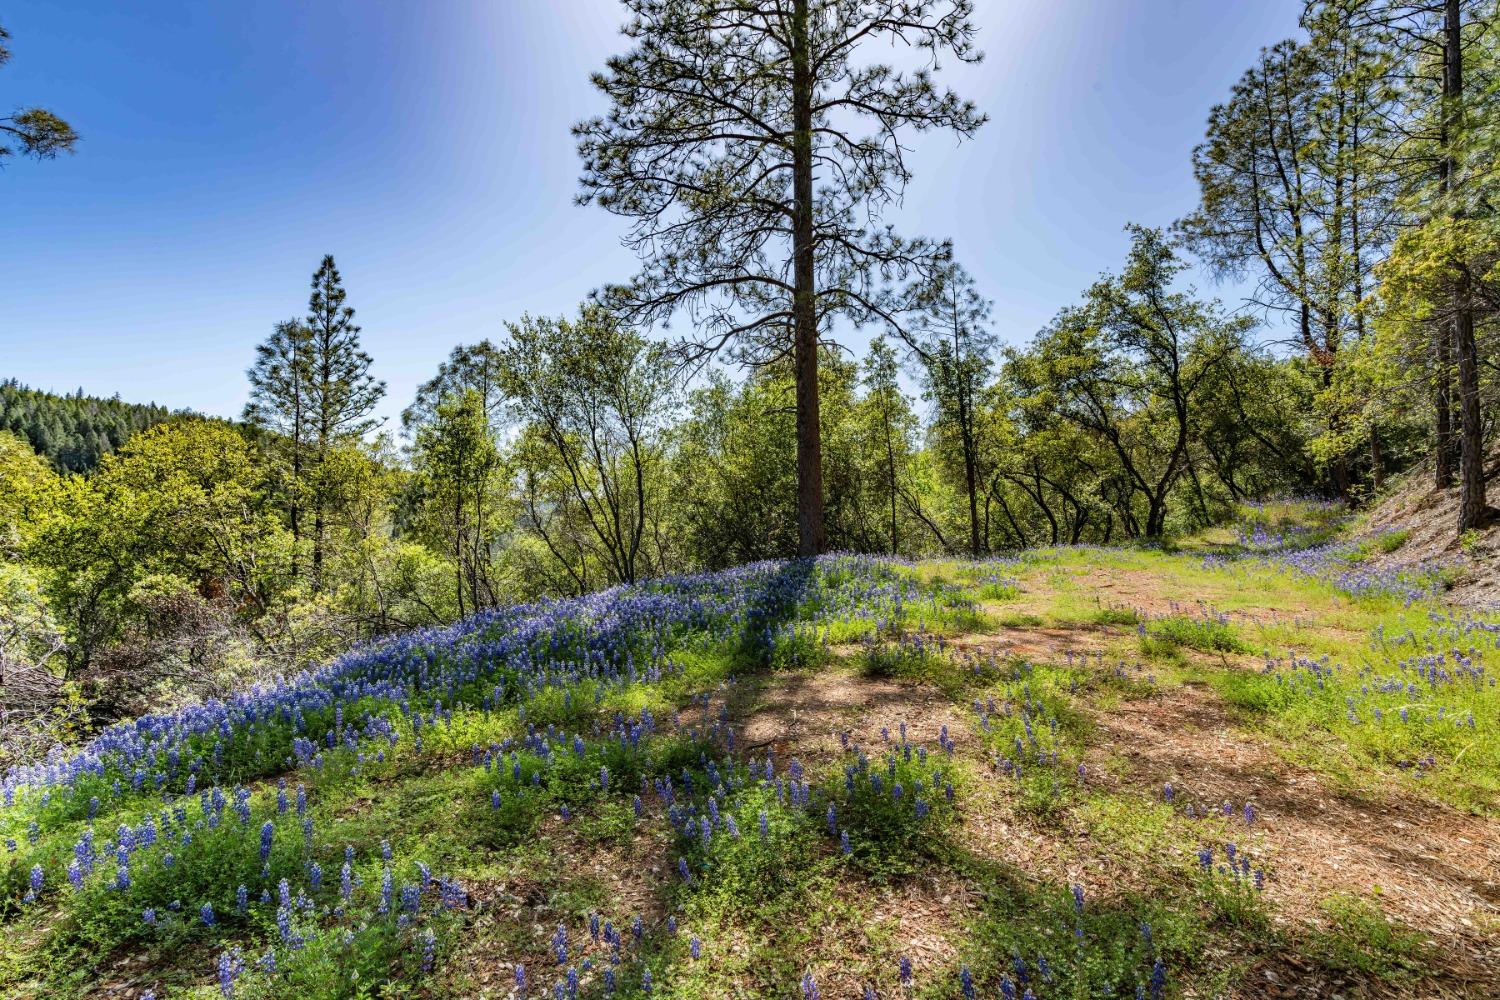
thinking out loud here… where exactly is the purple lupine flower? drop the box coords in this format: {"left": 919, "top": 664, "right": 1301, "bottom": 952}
{"left": 1243, "top": 803, "right": 1255, "bottom": 825}
{"left": 143, "top": 907, "right": 157, "bottom": 926}
{"left": 515, "top": 964, "right": 527, "bottom": 995}
{"left": 1162, "top": 783, "right": 1174, "bottom": 803}
{"left": 678, "top": 857, "right": 691, "bottom": 883}
{"left": 960, "top": 966, "right": 975, "bottom": 1000}
{"left": 28, "top": 864, "right": 42, "bottom": 896}
{"left": 217, "top": 950, "right": 236, "bottom": 998}
{"left": 201, "top": 902, "right": 216, "bottom": 926}
{"left": 633, "top": 795, "right": 644, "bottom": 818}
{"left": 840, "top": 830, "right": 851, "bottom": 855}
{"left": 759, "top": 810, "right": 769, "bottom": 838}
{"left": 236, "top": 884, "right": 248, "bottom": 912}
{"left": 1071, "top": 883, "right": 1085, "bottom": 914}
{"left": 802, "top": 974, "right": 820, "bottom": 1000}
{"left": 340, "top": 861, "right": 353, "bottom": 903}
{"left": 1149, "top": 958, "right": 1167, "bottom": 999}
{"left": 379, "top": 867, "right": 393, "bottom": 914}
{"left": 641, "top": 968, "right": 653, "bottom": 994}
{"left": 259, "top": 821, "right": 274, "bottom": 862}
{"left": 690, "top": 936, "right": 701, "bottom": 958}
{"left": 899, "top": 955, "right": 913, "bottom": 985}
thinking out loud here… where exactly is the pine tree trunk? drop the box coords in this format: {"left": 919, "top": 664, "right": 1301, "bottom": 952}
{"left": 1445, "top": 0, "right": 1486, "bottom": 530}
{"left": 1455, "top": 300, "right": 1486, "bottom": 528}
{"left": 1436, "top": 332, "right": 1456, "bottom": 488}
{"left": 289, "top": 441, "right": 302, "bottom": 581}
{"left": 882, "top": 407, "right": 899, "bottom": 555}
{"left": 790, "top": 0, "right": 825, "bottom": 557}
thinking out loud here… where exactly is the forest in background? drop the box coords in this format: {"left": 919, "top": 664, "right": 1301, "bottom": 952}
{"left": 2, "top": 0, "right": 1497, "bottom": 763}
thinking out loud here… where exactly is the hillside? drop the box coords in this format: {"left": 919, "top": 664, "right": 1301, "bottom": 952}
{"left": 0, "top": 381, "right": 177, "bottom": 473}
{"left": 1355, "top": 452, "right": 1500, "bottom": 610}
{"left": 1, "top": 502, "right": 1494, "bottom": 1000}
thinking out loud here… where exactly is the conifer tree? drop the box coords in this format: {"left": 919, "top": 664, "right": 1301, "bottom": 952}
{"left": 244, "top": 319, "right": 314, "bottom": 577}
{"left": 304, "top": 255, "right": 385, "bottom": 588}
{"left": 576, "top": 0, "right": 985, "bottom": 555}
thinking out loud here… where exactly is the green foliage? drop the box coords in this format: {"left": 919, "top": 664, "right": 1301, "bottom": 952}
{"left": 0, "top": 381, "right": 174, "bottom": 473}
{"left": 1142, "top": 615, "right": 1247, "bottom": 654}
{"left": 1306, "top": 892, "right": 1428, "bottom": 977}
{"left": 830, "top": 744, "right": 958, "bottom": 879}
{"left": 0, "top": 23, "right": 78, "bottom": 162}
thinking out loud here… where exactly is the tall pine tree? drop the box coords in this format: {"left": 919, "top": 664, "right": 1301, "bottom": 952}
{"left": 305, "top": 255, "right": 384, "bottom": 589}
{"left": 244, "top": 319, "right": 314, "bottom": 578}
{"left": 576, "top": 0, "right": 985, "bottom": 556}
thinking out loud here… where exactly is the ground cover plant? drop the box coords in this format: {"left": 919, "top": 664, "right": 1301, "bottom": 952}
{"left": 2, "top": 504, "right": 1496, "bottom": 999}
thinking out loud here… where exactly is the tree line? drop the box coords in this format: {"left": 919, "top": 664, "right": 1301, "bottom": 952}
{"left": 0, "top": 382, "right": 175, "bottom": 473}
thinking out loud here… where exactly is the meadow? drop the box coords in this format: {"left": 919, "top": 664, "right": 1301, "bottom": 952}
{"left": 1, "top": 503, "right": 1495, "bottom": 999}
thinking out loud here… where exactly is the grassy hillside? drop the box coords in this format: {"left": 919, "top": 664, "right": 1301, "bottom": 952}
{"left": 1, "top": 503, "right": 1495, "bottom": 999}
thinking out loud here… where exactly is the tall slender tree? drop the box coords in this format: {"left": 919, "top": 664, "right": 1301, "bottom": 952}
{"left": 244, "top": 320, "right": 314, "bottom": 578}
{"left": 575, "top": 0, "right": 985, "bottom": 556}
{"left": 915, "top": 263, "right": 996, "bottom": 557}
{"left": 859, "top": 337, "right": 918, "bottom": 555}
{"left": 412, "top": 389, "right": 502, "bottom": 618}
{"left": 304, "top": 256, "right": 384, "bottom": 589}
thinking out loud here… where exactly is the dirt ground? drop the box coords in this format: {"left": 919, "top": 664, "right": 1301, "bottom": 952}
{"left": 728, "top": 621, "right": 1500, "bottom": 999}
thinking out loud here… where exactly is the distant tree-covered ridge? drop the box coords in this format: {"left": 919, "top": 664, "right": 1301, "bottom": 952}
{"left": 0, "top": 379, "right": 182, "bottom": 472}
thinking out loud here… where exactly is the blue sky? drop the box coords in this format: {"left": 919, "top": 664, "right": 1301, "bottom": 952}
{"left": 2, "top": 1, "right": 1307, "bottom": 427}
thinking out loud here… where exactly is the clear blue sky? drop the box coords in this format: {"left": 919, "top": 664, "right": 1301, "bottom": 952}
{"left": 1, "top": 1, "right": 1308, "bottom": 427}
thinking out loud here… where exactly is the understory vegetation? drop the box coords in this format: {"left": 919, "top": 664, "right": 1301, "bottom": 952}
{"left": 2, "top": 501, "right": 1496, "bottom": 999}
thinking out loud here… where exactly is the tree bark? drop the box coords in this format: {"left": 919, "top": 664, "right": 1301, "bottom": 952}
{"left": 1445, "top": 0, "right": 1486, "bottom": 529}
{"left": 790, "top": 0, "right": 825, "bottom": 556}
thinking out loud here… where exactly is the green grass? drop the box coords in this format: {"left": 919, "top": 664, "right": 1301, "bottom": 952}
{"left": 1142, "top": 614, "right": 1247, "bottom": 655}
{"left": 2, "top": 531, "right": 1493, "bottom": 999}
{"left": 1305, "top": 892, "right": 1428, "bottom": 977}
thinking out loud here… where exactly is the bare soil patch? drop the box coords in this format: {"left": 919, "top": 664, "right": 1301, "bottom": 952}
{"left": 1089, "top": 682, "right": 1499, "bottom": 997}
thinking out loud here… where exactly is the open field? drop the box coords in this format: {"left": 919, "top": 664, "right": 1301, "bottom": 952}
{"left": 2, "top": 505, "right": 1496, "bottom": 1000}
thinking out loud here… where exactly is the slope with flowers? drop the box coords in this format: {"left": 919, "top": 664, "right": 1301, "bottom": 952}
{"left": 1, "top": 503, "right": 1496, "bottom": 1000}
